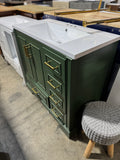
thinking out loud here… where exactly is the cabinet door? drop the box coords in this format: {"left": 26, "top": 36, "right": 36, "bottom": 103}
{"left": 30, "top": 44, "right": 45, "bottom": 90}
{"left": 17, "top": 35, "right": 37, "bottom": 83}
{"left": 16, "top": 34, "right": 45, "bottom": 90}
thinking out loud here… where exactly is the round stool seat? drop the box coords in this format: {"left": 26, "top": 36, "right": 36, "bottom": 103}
{"left": 82, "top": 101, "right": 120, "bottom": 145}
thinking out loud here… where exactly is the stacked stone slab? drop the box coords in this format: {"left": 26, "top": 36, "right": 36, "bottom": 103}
{"left": 52, "top": 0, "right": 104, "bottom": 10}
{"left": 69, "top": 1, "right": 105, "bottom": 9}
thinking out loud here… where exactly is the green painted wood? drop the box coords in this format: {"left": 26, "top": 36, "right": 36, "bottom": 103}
{"left": 16, "top": 35, "right": 36, "bottom": 83}
{"left": 66, "top": 42, "right": 118, "bottom": 137}
{"left": 30, "top": 44, "right": 45, "bottom": 90}
{"left": 41, "top": 46, "right": 67, "bottom": 115}
{"left": 15, "top": 31, "right": 45, "bottom": 91}
{"left": 14, "top": 30, "right": 67, "bottom": 128}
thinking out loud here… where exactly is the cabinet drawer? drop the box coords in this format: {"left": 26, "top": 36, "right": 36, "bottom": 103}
{"left": 50, "top": 102, "right": 64, "bottom": 124}
{"left": 38, "top": 91, "right": 49, "bottom": 108}
{"left": 28, "top": 84, "right": 49, "bottom": 108}
{"left": 47, "top": 74, "right": 62, "bottom": 94}
{"left": 42, "top": 46, "right": 66, "bottom": 81}
{"left": 33, "top": 87, "right": 49, "bottom": 108}
{"left": 26, "top": 82, "right": 35, "bottom": 94}
{"left": 49, "top": 90, "right": 64, "bottom": 112}
{"left": 44, "top": 54, "right": 61, "bottom": 75}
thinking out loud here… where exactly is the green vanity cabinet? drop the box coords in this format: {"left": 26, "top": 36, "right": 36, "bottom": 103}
{"left": 15, "top": 30, "right": 67, "bottom": 127}
{"left": 14, "top": 29, "right": 119, "bottom": 138}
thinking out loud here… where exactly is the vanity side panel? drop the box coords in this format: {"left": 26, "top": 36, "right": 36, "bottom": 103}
{"left": 67, "top": 42, "right": 118, "bottom": 137}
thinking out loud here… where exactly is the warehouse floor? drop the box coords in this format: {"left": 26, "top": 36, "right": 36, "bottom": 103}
{"left": 0, "top": 55, "right": 120, "bottom": 160}
{"left": 0, "top": 111, "right": 24, "bottom": 160}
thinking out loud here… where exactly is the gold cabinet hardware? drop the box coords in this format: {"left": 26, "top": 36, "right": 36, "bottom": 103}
{"left": 47, "top": 79, "right": 60, "bottom": 89}
{"left": 49, "top": 94, "right": 60, "bottom": 105}
{"left": 32, "top": 87, "right": 39, "bottom": 94}
{"left": 51, "top": 108, "right": 59, "bottom": 118}
{"left": 44, "top": 61, "right": 58, "bottom": 70}
{"left": 24, "top": 44, "right": 32, "bottom": 58}
{"left": 47, "top": 80, "right": 55, "bottom": 89}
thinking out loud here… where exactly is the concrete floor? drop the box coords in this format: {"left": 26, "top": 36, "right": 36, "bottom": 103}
{"left": 0, "top": 55, "right": 120, "bottom": 160}
{"left": 0, "top": 112, "right": 24, "bottom": 160}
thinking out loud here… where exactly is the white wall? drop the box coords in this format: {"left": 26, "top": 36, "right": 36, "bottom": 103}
{"left": 107, "top": 69, "right": 120, "bottom": 106}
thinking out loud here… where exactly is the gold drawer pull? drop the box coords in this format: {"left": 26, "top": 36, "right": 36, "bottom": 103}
{"left": 47, "top": 79, "right": 60, "bottom": 89}
{"left": 32, "top": 87, "right": 39, "bottom": 94}
{"left": 44, "top": 61, "right": 58, "bottom": 70}
{"left": 24, "top": 44, "right": 32, "bottom": 58}
{"left": 47, "top": 80, "right": 56, "bottom": 89}
{"left": 49, "top": 94, "right": 60, "bottom": 105}
{"left": 51, "top": 108, "right": 59, "bottom": 118}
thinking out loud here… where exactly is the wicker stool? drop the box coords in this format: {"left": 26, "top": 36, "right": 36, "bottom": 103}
{"left": 81, "top": 101, "right": 120, "bottom": 158}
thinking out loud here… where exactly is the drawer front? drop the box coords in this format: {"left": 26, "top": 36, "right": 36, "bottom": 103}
{"left": 50, "top": 102, "right": 64, "bottom": 124}
{"left": 38, "top": 91, "right": 49, "bottom": 108}
{"left": 26, "top": 81, "right": 39, "bottom": 95}
{"left": 27, "top": 80, "right": 49, "bottom": 108}
{"left": 47, "top": 74, "right": 62, "bottom": 95}
{"left": 44, "top": 54, "right": 61, "bottom": 75}
{"left": 42, "top": 46, "right": 66, "bottom": 81}
{"left": 26, "top": 81, "right": 36, "bottom": 95}
{"left": 32, "top": 86, "right": 49, "bottom": 108}
{"left": 49, "top": 90, "right": 64, "bottom": 113}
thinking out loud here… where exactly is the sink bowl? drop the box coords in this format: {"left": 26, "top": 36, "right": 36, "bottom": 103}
{"left": 26, "top": 20, "right": 90, "bottom": 45}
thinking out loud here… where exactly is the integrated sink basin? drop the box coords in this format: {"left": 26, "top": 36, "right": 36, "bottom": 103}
{"left": 26, "top": 21, "right": 90, "bottom": 45}
{"left": 14, "top": 19, "right": 120, "bottom": 59}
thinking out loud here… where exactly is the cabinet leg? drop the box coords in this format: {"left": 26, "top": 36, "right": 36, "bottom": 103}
{"left": 84, "top": 140, "right": 95, "bottom": 158}
{"left": 107, "top": 144, "right": 114, "bottom": 158}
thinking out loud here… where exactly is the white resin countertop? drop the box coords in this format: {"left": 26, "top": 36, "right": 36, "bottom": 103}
{"left": 14, "top": 19, "right": 120, "bottom": 59}
{"left": 0, "top": 15, "right": 37, "bottom": 30}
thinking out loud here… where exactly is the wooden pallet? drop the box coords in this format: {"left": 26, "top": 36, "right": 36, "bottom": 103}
{"left": 14, "top": 4, "right": 58, "bottom": 14}
{"left": 44, "top": 8, "right": 79, "bottom": 15}
{"left": 0, "top": 6, "right": 16, "bottom": 17}
{"left": 58, "top": 11, "right": 120, "bottom": 23}
{"left": 0, "top": 6, "right": 15, "bottom": 12}
{"left": 103, "top": 22, "right": 120, "bottom": 28}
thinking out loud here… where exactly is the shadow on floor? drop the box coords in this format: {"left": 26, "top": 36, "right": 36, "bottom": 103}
{"left": 0, "top": 87, "right": 25, "bottom": 160}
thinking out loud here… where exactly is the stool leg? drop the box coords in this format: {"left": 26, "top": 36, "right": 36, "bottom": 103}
{"left": 107, "top": 144, "right": 114, "bottom": 158}
{"left": 84, "top": 140, "right": 95, "bottom": 158}
{"left": 81, "top": 130, "right": 85, "bottom": 134}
